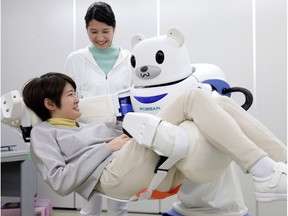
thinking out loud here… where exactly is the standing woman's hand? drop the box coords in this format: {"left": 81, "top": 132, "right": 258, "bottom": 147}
{"left": 107, "top": 134, "right": 132, "bottom": 152}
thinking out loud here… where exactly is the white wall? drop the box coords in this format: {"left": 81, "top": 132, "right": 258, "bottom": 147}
{"left": 1, "top": 0, "right": 75, "bottom": 145}
{"left": 1, "top": 0, "right": 287, "bottom": 215}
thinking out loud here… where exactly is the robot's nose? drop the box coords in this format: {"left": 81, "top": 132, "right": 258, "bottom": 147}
{"left": 140, "top": 66, "right": 148, "bottom": 72}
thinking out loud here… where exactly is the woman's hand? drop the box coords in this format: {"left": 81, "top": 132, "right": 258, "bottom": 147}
{"left": 107, "top": 134, "right": 132, "bottom": 152}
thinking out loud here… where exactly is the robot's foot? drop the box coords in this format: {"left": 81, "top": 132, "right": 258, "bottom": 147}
{"left": 123, "top": 112, "right": 189, "bottom": 158}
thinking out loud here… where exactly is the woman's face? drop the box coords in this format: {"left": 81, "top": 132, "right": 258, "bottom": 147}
{"left": 51, "top": 83, "right": 81, "bottom": 120}
{"left": 87, "top": 19, "right": 115, "bottom": 49}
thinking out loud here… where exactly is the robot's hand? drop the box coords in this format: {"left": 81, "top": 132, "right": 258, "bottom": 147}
{"left": 222, "top": 87, "right": 253, "bottom": 110}
{"left": 1, "top": 90, "right": 36, "bottom": 142}
{"left": 1, "top": 90, "right": 23, "bottom": 127}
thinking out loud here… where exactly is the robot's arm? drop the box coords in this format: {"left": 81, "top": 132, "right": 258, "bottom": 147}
{"left": 77, "top": 87, "right": 133, "bottom": 124}
{"left": 1, "top": 88, "right": 133, "bottom": 142}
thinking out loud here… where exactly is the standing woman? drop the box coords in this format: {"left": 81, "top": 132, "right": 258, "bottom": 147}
{"left": 65, "top": 2, "right": 132, "bottom": 216}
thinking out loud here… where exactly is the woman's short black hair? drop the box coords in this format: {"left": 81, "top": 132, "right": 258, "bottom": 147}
{"left": 84, "top": 1, "right": 116, "bottom": 29}
{"left": 22, "top": 72, "right": 76, "bottom": 121}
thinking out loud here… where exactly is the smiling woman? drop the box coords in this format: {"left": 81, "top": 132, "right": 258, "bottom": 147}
{"left": 87, "top": 19, "right": 115, "bottom": 49}
{"left": 65, "top": 1, "right": 133, "bottom": 99}
{"left": 44, "top": 83, "right": 80, "bottom": 120}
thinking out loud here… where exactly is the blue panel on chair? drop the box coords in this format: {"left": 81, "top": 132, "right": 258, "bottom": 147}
{"left": 202, "top": 79, "right": 231, "bottom": 97}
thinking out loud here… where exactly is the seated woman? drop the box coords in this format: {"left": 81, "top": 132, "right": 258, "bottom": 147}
{"left": 22, "top": 72, "right": 287, "bottom": 202}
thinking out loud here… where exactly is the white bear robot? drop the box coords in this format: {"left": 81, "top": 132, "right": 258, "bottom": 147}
{"left": 116, "top": 27, "right": 251, "bottom": 118}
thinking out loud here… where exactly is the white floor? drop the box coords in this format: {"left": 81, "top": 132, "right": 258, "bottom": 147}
{"left": 52, "top": 209, "right": 161, "bottom": 216}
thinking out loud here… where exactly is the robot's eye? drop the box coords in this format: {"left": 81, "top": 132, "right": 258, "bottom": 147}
{"left": 131, "top": 55, "right": 136, "bottom": 68}
{"left": 155, "top": 50, "right": 164, "bottom": 64}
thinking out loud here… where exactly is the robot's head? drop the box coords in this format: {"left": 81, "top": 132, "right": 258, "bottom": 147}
{"left": 130, "top": 27, "right": 193, "bottom": 87}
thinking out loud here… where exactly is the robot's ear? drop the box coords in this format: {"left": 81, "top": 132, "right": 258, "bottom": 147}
{"left": 131, "top": 34, "right": 146, "bottom": 48}
{"left": 167, "top": 26, "right": 184, "bottom": 47}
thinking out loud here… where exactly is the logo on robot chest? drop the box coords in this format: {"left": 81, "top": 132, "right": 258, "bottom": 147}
{"left": 139, "top": 106, "right": 161, "bottom": 112}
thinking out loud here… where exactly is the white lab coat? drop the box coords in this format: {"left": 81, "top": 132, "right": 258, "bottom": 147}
{"left": 65, "top": 46, "right": 132, "bottom": 97}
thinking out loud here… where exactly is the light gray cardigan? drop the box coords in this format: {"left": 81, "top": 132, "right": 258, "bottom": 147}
{"left": 30, "top": 121, "right": 121, "bottom": 200}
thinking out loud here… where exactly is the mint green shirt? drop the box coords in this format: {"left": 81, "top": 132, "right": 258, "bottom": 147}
{"left": 89, "top": 44, "right": 120, "bottom": 75}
